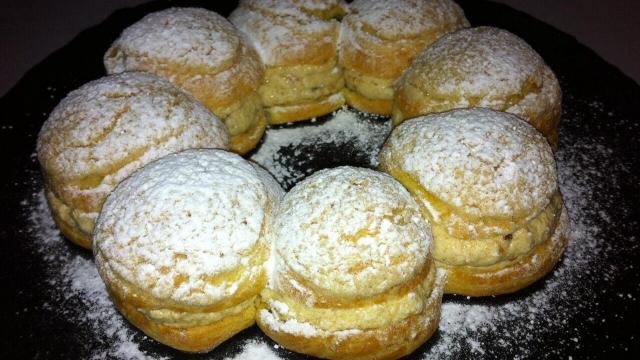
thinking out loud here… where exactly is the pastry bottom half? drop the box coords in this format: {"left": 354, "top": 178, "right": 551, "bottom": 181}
{"left": 266, "top": 92, "right": 345, "bottom": 125}
{"left": 45, "top": 188, "right": 95, "bottom": 249}
{"left": 342, "top": 68, "right": 394, "bottom": 115}
{"left": 256, "top": 264, "right": 445, "bottom": 360}
{"left": 94, "top": 244, "right": 268, "bottom": 352}
{"left": 229, "top": 111, "right": 267, "bottom": 155}
{"left": 440, "top": 208, "right": 569, "bottom": 296}
{"left": 109, "top": 288, "right": 256, "bottom": 353}
{"left": 344, "top": 88, "right": 393, "bottom": 116}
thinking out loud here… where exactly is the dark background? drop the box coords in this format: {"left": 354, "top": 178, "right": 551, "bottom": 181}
{"left": 1, "top": 0, "right": 639, "bottom": 98}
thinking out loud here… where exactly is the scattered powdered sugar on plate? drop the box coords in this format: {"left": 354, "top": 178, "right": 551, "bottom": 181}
{"left": 26, "top": 190, "right": 164, "bottom": 360}
{"left": 22, "top": 97, "right": 636, "bottom": 358}
{"left": 250, "top": 106, "right": 391, "bottom": 190}
{"left": 222, "top": 340, "right": 281, "bottom": 360}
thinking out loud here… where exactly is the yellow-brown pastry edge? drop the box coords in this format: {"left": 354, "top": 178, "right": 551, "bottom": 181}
{"left": 108, "top": 286, "right": 256, "bottom": 353}
{"left": 343, "top": 88, "right": 393, "bottom": 116}
{"left": 256, "top": 263, "right": 444, "bottom": 360}
{"left": 266, "top": 93, "right": 345, "bottom": 124}
{"left": 45, "top": 188, "right": 92, "bottom": 249}
{"left": 230, "top": 111, "right": 267, "bottom": 154}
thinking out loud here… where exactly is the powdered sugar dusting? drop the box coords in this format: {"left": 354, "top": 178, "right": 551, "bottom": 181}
{"left": 271, "top": 166, "right": 431, "bottom": 298}
{"left": 94, "top": 149, "right": 283, "bottom": 306}
{"left": 37, "top": 71, "right": 229, "bottom": 211}
{"left": 229, "top": 0, "right": 341, "bottom": 65}
{"left": 26, "top": 191, "right": 163, "bottom": 360}
{"left": 397, "top": 26, "right": 562, "bottom": 127}
{"left": 22, "top": 94, "right": 636, "bottom": 358}
{"left": 419, "top": 96, "right": 637, "bottom": 358}
{"left": 250, "top": 107, "right": 392, "bottom": 190}
{"left": 105, "top": 8, "right": 240, "bottom": 70}
{"left": 223, "top": 340, "right": 281, "bottom": 360}
{"left": 381, "top": 108, "right": 556, "bottom": 218}
{"left": 345, "top": 0, "right": 468, "bottom": 39}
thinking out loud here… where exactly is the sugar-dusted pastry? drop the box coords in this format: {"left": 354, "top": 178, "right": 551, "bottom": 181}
{"left": 380, "top": 109, "right": 568, "bottom": 296}
{"left": 393, "top": 27, "right": 562, "bottom": 147}
{"left": 258, "top": 166, "right": 444, "bottom": 360}
{"left": 93, "top": 149, "right": 284, "bottom": 352}
{"left": 104, "top": 7, "right": 265, "bottom": 154}
{"left": 37, "top": 72, "right": 229, "bottom": 249}
{"left": 339, "top": 0, "right": 468, "bottom": 115}
{"left": 229, "top": 0, "right": 347, "bottom": 124}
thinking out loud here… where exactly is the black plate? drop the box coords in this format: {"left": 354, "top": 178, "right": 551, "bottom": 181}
{"left": 1, "top": 1, "right": 639, "bottom": 359}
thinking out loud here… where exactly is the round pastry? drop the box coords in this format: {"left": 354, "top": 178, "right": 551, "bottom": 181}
{"left": 393, "top": 26, "right": 562, "bottom": 147}
{"left": 339, "top": 0, "right": 468, "bottom": 115}
{"left": 104, "top": 7, "right": 265, "bottom": 154}
{"left": 257, "top": 166, "right": 444, "bottom": 360}
{"left": 229, "top": 0, "right": 347, "bottom": 124}
{"left": 93, "top": 149, "right": 284, "bottom": 352}
{"left": 36, "top": 72, "right": 229, "bottom": 249}
{"left": 379, "top": 108, "right": 568, "bottom": 296}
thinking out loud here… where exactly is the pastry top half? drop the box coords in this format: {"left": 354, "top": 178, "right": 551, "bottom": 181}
{"left": 393, "top": 26, "right": 562, "bottom": 144}
{"left": 37, "top": 72, "right": 229, "bottom": 215}
{"left": 340, "top": 0, "right": 469, "bottom": 80}
{"left": 229, "top": 0, "right": 346, "bottom": 67}
{"left": 380, "top": 108, "right": 557, "bottom": 243}
{"left": 104, "top": 7, "right": 264, "bottom": 118}
{"left": 93, "top": 149, "right": 284, "bottom": 309}
{"left": 269, "top": 166, "right": 432, "bottom": 304}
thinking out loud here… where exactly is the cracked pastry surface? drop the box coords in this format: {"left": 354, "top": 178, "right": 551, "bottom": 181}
{"left": 380, "top": 108, "right": 568, "bottom": 296}
{"left": 104, "top": 7, "right": 266, "bottom": 154}
{"left": 93, "top": 149, "right": 284, "bottom": 352}
{"left": 339, "top": 0, "right": 468, "bottom": 115}
{"left": 393, "top": 26, "right": 562, "bottom": 147}
{"left": 229, "top": 0, "right": 347, "bottom": 124}
{"left": 36, "top": 72, "right": 229, "bottom": 249}
{"left": 257, "top": 166, "right": 444, "bottom": 359}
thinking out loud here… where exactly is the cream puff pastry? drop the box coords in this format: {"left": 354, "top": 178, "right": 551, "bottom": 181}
{"left": 339, "top": 0, "right": 468, "bottom": 115}
{"left": 37, "top": 72, "right": 229, "bottom": 249}
{"left": 258, "top": 166, "right": 444, "bottom": 359}
{"left": 104, "top": 7, "right": 265, "bottom": 154}
{"left": 93, "top": 149, "right": 284, "bottom": 352}
{"left": 393, "top": 27, "right": 562, "bottom": 147}
{"left": 230, "top": 0, "right": 347, "bottom": 124}
{"left": 380, "top": 108, "right": 568, "bottom": 296}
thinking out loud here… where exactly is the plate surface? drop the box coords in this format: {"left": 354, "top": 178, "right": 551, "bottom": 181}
{"left": 1, "top": 0, "right": 639, "bottom": 359}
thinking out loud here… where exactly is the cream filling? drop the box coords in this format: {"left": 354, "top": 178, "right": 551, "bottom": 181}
{"left": 259, "top": 59, "right": 344, "bottom": 107}
{"left": 432, "top": 195, "right": 562, "bottom": 267}
{"left": 344, "top": 68, "right": 394, "bottom": 101}
{"left": 46, "top": 189, "right": 97, "bottom": 236}
{"left": 139, "top": 296, "right": 256, "bottom": 328}
{"left": 267, "top": 92, "right": 344, "bottom": 114}
{"left": 260, "top": 267, "right": 435, "bottom": 332}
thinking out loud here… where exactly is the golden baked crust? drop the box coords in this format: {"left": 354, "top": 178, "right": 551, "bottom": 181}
{"left": 343, "top": 88, "right": 393, "bottom": 116}
{"left": 393, "top": 26, "right": 562, "bottom": 147}
{"left": 230, "top": 0, "right": 346, "bottom": 123}
{"left": 259, "top": 167, "right": 442, "bottom": 359}
{"left": 339, "top": 0, "right": 468, "bottom": 115}
{"left": 106, "top": 282, "right": 257, "bottom": 353}
{"left": 257, "top": 264, "right": 444, "bottom": 360}
{"left": 45, "top": 189, "right": 93, "bottom": 248}
{"left": 380, "top": 109, "right": 566, "bottom": 296}
{"left": 104, "top": 8, "right": 266, "bottom": 153}
{"left": 267, "top": 93, "right": 345, "bottom": 124}
{"left": 36, "top": 72, "right": 229, "bottom": 249}
{"left": 229, "top": 111, "right": 267, "bottom": 155}
{"left": 93, "top": 150, "right": 284, "bottom": 351}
